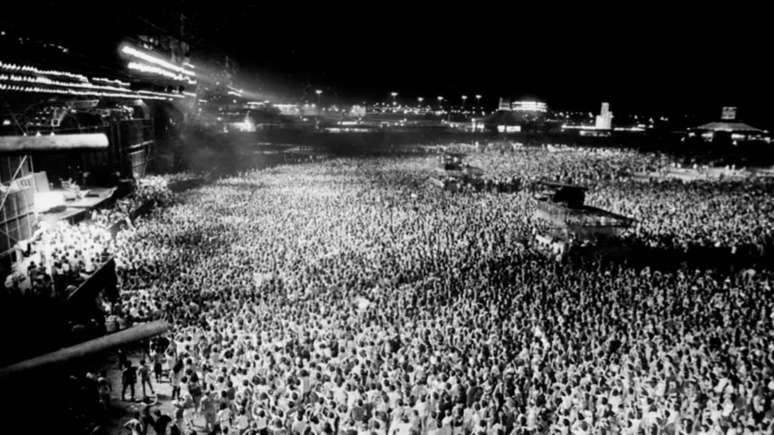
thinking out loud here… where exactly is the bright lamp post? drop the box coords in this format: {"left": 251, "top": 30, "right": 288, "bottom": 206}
{"left": 315, "top": 89, "right": 323, "bottom": 129}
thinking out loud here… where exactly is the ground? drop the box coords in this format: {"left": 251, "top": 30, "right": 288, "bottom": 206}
{"left": 103, "top": 349, "right": 207, "bottom": 434}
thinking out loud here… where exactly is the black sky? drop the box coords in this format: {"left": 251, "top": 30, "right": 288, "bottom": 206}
{"left": 3, "top": 2, "right": 773, "bottom": 122}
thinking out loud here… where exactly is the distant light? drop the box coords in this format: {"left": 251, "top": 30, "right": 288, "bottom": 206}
{"left": 475, "top": 94, "right": 482, "bottom": 99}
{"left": 2, "top": 119, "right": 10, "bottom": 126}
{"left": 315, "top": 89, "right": 322, "bottom": 95}
{"left": 391, "top": 91, "right": 398, "bottom": 97}
{"left": 461, "top": 95, "right": 468, "bottom": 100}
{"left": 437, "top": 96, "right": 443, "bottom": 101}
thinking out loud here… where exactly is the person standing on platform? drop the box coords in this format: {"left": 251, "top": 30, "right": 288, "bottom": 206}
{"left": 97, "top": 370, "right": 112, "bottom": 411}
{"left": 122, "top": 361, "right": 137, "bottom": 401}
{"left": 139, "top": 359, "right": 155, "bottom": 399}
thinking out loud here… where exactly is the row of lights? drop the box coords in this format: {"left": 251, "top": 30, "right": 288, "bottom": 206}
{"left": 0, "top": 73, "right": 184, "bottom": 100}
{"left": 390, "top": 92, "right": 484, "bottom": 104}
{"left": 0, "top": 83, "right": 173, "bottom": 100}
{"left": 92, "top": 77, "right": 130, "bottom": 87}
{"left": 0, "top": 60, "right": 88, "bottom": 82}
{"left": 1, "top": 73, "right": 133, "bottom": 94}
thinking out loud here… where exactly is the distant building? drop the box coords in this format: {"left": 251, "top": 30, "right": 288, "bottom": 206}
{"left": 487, "top": 98, "right": 548, "bottom": 132}
{"left": 275, "top": 104, "right": 301, "bottom": 116}
{"left": 349, "top": 105, "right": 366, "bottom": 118}
{"left": 595, "top": 102, "right": 613, "bottom": 130}
{"left": 721, "top": 106, "right": 737, "bottom": 121}
{"left": 483, "top": 110, "right": 522, "bottom": 133}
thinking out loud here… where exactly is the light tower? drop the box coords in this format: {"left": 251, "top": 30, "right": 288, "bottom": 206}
{"left": 315, "top": 89, "right": 323, "bottom": 129}
{"left": 595, "top": 102, "right": 613, "bottom": 130}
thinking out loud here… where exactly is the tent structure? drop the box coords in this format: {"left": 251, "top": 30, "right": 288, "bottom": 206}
{"left": 693, "top": 122, "right": 765, "bottom": 133}
{"left": 687, "top": 121, "right": 770, "bottom": 144}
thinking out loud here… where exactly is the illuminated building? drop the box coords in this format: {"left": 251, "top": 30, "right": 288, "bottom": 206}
{"left": 485, "top": 98, "right": 549, "bottom": 132}
{"left": 511, "top": 100, "right": 548, "bottom": 113}
{"left": 594, "top": 102, "right": 613, "bottom": 130}
{"left": 349, "top": 105, "right": 366, "bottom": 117}
{"left": 274, "top": 104, "right": 301, "bottom": 116}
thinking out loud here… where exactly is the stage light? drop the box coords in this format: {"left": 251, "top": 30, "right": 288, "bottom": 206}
{"left": 93, "top": 77, "right": 130, "bottom": 87}
{"left": 121, "top": 45, "right": 196, "bottom": 77}
{"left": 128, "top": 62, "right": 196, "bottom": 84}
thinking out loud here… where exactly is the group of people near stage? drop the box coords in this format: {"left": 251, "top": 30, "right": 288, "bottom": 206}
{"left": 2, "top": 175, "right": 180, "bottom": 300}
{"left": 100, "top": 147, "right": 774, "bottom": 435}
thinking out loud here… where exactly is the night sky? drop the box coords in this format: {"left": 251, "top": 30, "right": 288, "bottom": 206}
{"left": 3, "top": 2, "right": 773, "bottom": 122}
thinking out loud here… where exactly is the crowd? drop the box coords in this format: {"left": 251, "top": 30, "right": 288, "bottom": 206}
{"left": 5, "top": 144, "right": 774, "bottom": 434}
{"left": 587, "top": 181, "right": 774, "bottom": 254}
{"left": 98, "top": 147, "right": 774, "bottom": 435}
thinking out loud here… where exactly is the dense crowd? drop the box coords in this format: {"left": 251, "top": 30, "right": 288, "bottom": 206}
{"left": 100, "top": 147, "right": 774, "bottom": 435}
{"left": 587, "top": 181, "right": 774, "bottom": 254}
{"left": 6, "top": 144, "right": 774, "bottom": 433}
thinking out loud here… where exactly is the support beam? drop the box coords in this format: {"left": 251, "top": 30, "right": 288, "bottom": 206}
{"left": 0, "top": 133, "right": 109, "bottom": 152}
{"left": 0, "top": 320, "right": 169, "bottom": 380}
